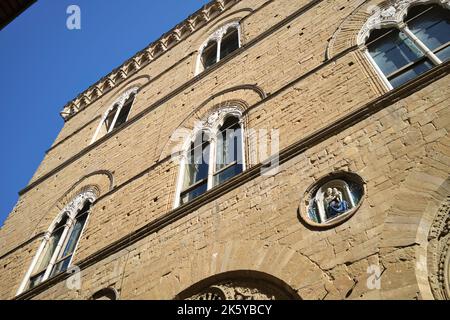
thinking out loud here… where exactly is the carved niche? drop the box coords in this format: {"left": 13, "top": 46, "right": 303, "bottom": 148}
{"left": 428, "top": 197, "right": 450, "bottom": 300}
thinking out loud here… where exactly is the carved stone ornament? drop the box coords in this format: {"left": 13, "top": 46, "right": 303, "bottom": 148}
{"left": 200, "top": 106, "right": 243, "bottom": 131}
{"left": 101, "top": 87, "right": 139, "bottom": 122}
{"left": 199, "top": 21, "right": 240, "bottom": 52}
{"left": 61, "top": 189, "right": 97, "bottom": 220}
{"left": 428, "top": 197, "right": 450, "bottom": 300}
{"left": 357, "top": 0, "right": 450, "bottom": 45}
{"left": 184, "top": 280, "right": 295, "bottom": 300}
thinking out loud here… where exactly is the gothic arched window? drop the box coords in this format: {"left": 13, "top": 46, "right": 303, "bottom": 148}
{"left": 17, "top": 191, "right": 96, "bottom": 295}
{"left": 363, "top": 3, "right": 449, "bottom": 89}
{"left": 91, "top": 88, "right": 137, "bottom": 143}
{"left": 196, "top": 22, "right": 241, "bottom": 74}
{"left": 175, "top": 112, "right": 245, "bottom": 207}
{"left": 180, "top": 131, "right": 211, "bottom": 205}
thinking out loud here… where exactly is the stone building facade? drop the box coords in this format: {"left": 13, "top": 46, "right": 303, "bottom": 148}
{"left": 0, "top": 0, "right": 449, "bottom": 300}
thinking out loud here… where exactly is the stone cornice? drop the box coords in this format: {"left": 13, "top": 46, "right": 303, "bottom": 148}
{"left": 59, "top": 0, "right": 239, "bottom": 122}
{"left": 14, "top": 61, "right": 450, "bottom": 300}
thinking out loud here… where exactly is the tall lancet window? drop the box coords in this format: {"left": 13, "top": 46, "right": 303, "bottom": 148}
{"left": 201, "top": 41, "right": 219, "bottom": 71}
{"left": 365, "top": 4, "right": 449, "bottom": 89}
{"left": 18, "top": 191, "right": 96, "bottom": 295}
{"left": 175, "top": 111, "right": 245, "bottom": 208}
{"left": 91, "top": 88, "right": 137, "bottom": 143}
{"left": 197, "top": 22, "right": 241, "bottom": 74}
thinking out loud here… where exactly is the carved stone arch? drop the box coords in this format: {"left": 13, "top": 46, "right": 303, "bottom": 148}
{"left": 357, "top": 0, "right": 450, "bottom": 46}
{"left": 127, "top": 241, "right": 335, "bottom": 299}
{"left": 196, "top": 102, "right": 246, "bottom": 136}
{"left": 174, "top": 103, "right": 246, "bottom": 163}
{"left": 378, "top": 169, "right": 450, "bottom": 299}
{"left": 158, "top": 85, "right": 265, "bottom": 161}
{"left": 201, "top": 20, "right": 240, "bottom": 48}
{"left": 94, "top": 75, "right": 150, "bottom": 116}
{"left": 326, "top": 1, "right": 376, "bottom": 59}
{"left": 327, "top": 0, "right": 450, "bottom": 59}
{"left": 199, "top": 8, "right": 253, "bottom": 42}
{"left": 427, "top": 197, "right": 450, "bottom": 300}
{"left": 91, "top": 77, "right": 148, "bottom": 143}
{"left": 33, "top": 171, "right": 114, "bottom": 236}
{"left": 194, "top": 20, "right": 242, "bottom": 75}
{"left": 99, "top": 87, "right": 139, "bottom": 124}
{"left": 174, "top": 270, "right": 301, "bottom": 300}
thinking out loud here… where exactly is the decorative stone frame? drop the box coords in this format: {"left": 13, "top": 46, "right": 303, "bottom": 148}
{"left": 90, "top": 87, "right": 139, "bottom": 144}
{"left": 16, "top": 189, "right": 98, "bottom": 296}
{"left": 195, "top": 21, "right": 241, "bottom": 75}
{"left": 173, "top": 106, "right": 246, "bottom": 208}
{"left": 357, "top": 0, "right": 450, "bottom": 90}
{"left": 174, "top": 270, "right": 301, "bottom": 300}
{"left": 299, "top": 172, "right": 366, "bottom": 228}
{"left": 427, "top": 197, "right": 450, "bottom": 300}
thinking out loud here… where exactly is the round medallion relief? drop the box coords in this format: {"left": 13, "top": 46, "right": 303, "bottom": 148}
{"left": 300, "top": 172, "right": 366, "bottom": 228}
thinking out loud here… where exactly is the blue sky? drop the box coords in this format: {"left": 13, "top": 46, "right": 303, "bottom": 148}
{"left": 0, "top": 0, "right": 210, "bottom": 227}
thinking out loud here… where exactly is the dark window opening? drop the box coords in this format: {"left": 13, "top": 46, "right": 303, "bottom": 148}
{"left": 201, "top": 41, "right": 218, "bottom": 70}
{"left": 113, "top": 95, "right": 135, "bottom": 130}
{"left": 220, "top": 28, "right": 239, "bottom": 60}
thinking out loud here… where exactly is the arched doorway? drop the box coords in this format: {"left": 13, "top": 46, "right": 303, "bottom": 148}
{"left": 174, "top": 270, "right": 301, "bottom": 300}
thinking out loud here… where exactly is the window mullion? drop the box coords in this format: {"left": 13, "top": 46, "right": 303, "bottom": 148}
{"left": 401, "top": 25, "right": 442, "bottom": 65}
{"left": 238, "top": 120, "right": 246, "bottom": 171}
{"left": 42, "top": 219, "right": 73, "bottom": 281}
{"left": 55, "top": 222, "right": 76, "bottom": 263}
{"left": 216, "top": 38, "right": 222, "bottom": 63}
{"left": 208, "top": 137, "right": 217, "bottom": 190}
{"left": 174, "top": 153, "right": 187, "bottom": 208}
{"left": 109, "top": 104, "right": 123, "bottom": 133}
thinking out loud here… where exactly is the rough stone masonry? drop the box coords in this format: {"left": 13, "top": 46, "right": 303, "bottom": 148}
{"left": 0, "top": 0, "right": 449, "bottom": 300}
